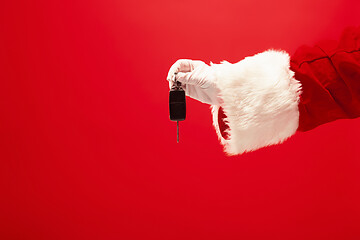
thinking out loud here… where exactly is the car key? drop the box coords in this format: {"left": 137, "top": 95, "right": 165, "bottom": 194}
{"left": 169, "top": 73, "right": 186, "bottom": 143}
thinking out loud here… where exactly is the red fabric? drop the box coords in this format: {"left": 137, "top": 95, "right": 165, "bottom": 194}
{"left": 218, "top": 106, "right": 230, "bottom": 140}
{"left": 291, "top": 26, "right": 360, "bottom": 131}
{"left": 218, "top": 26, "right": 360, "bottom": 138}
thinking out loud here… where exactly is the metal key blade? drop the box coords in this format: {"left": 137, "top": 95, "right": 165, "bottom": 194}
{"left": 177, "top": 121, "right": 179, "bottom": 143}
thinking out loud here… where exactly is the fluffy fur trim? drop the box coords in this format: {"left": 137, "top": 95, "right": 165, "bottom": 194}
{"left": 210, "top": 50, "right": 302, "bottom": 155}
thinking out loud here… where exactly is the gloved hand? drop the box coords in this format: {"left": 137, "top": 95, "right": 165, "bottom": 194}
{"left": 167, "top": 59, "right": 221, "bottom": 105}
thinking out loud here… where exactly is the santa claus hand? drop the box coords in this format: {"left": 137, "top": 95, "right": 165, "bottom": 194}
{"left": 167, "top": 59, "right": 220, "bottom": 105}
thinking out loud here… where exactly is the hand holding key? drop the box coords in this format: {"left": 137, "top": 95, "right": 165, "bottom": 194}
{"left": 167, "top": 59, "right": 221, "bottom": 105}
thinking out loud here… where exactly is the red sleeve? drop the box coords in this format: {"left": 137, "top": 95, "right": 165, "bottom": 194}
{"left": 290, "top": 26, "right": 360, "bottom": 131}
{"left": 217, "top": 106, "right": 230, "bottom": 140}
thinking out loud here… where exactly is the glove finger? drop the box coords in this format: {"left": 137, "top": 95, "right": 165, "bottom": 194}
{"left": 177, "top": 64, "right": 211, "bottom": 88}
{"left": 166, "top": 59, "right": 194, "bottom": 82}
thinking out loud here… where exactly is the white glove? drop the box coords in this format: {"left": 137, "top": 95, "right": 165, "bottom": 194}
{"left": 167, "top": 59, "right": 220, "bottom": 105}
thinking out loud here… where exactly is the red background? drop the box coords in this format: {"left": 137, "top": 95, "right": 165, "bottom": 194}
{"left": 1, "top": 0, "right": 360, "bottom": 239}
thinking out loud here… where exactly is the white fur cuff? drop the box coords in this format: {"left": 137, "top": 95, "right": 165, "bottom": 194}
{"left": 210, "top": 50, "right": 302, "bottom": 155}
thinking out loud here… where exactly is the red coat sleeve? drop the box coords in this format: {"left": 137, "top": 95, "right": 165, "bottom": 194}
{"left": 291, "top": 26, "right": 360, "bottom": 131}
{"left": 217, "top": 26, "right": 360, "bottom": 140}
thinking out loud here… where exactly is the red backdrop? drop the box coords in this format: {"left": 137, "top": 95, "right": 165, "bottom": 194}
{"left": 1, "top": 0, "right": 360, "bottom": 239}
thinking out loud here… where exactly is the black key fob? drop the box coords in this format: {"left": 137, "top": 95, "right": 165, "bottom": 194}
{"left": 169, "top": 81, "right": 186, "bottom": 121}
